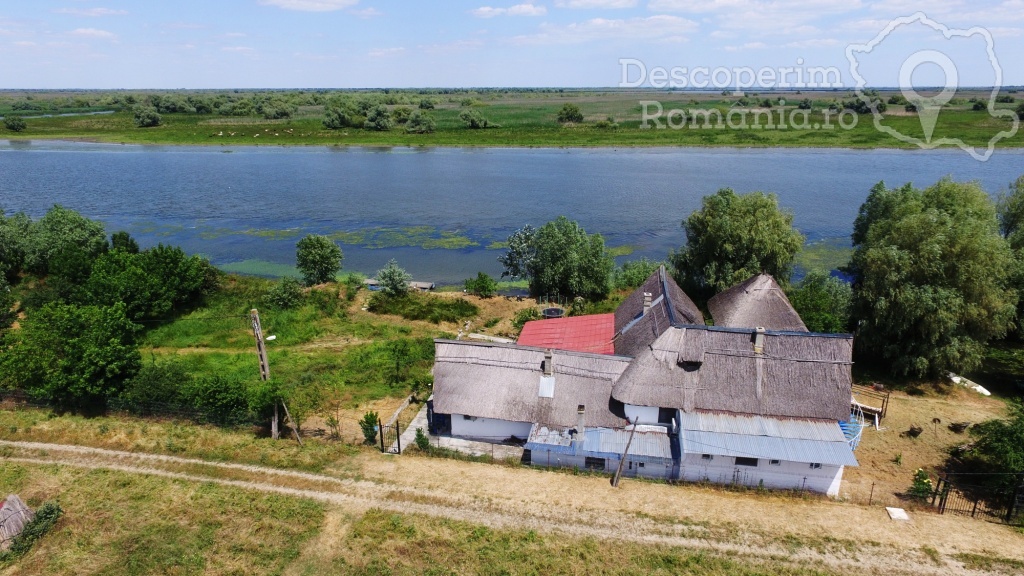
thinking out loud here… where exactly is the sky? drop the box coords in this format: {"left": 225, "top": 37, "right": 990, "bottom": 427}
{"left": 0, "top": 0, "right": 1021, "bottom": 89}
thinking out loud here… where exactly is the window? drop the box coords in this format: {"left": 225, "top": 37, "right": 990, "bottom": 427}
{"left": 628, "top": 461, "right": 645, "bottom": 470}
{"left": 769, "top": 459, "right": 782, "bottom": 466}
{"left": 809, "top": 462, "right": 822, "bottom": 470}
{"left": 701, "top": 454, "right": 713, "bottom": 461}
{"left": 584, "top": 457, "right": 605, "bottom": 471}
{"left": 735, "top": 457, "right": 758, "bottom": 467}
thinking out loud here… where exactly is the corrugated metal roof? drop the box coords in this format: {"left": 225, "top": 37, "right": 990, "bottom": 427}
{"left": 525, "top": 424, "right": 673, "bottom": 464}
{"left": 678, "top": 412, "right": 858, "bottom": 467}
{"left": 518, "top": 314, "right": 616, "bottom": 355}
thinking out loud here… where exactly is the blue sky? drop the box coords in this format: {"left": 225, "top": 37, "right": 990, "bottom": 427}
{"left": 1, "top": 0, "right": 1021, "bottom": 88}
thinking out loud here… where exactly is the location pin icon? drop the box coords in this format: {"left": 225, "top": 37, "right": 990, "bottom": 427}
{"left": 899, "top": 50, "right": 959, "bottom": 144}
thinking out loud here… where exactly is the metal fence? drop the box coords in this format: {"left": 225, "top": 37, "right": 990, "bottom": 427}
{"left": 929, "top": 474, "right": 1024, "bottom": 523}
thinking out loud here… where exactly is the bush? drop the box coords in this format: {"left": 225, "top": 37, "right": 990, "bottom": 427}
{"left": 133, "top": 106, "right": 162, "bottom": 127}
{"left": 613, "top": 258, "right": 662, "bottom": 291}
{"left": 557, "top": 103, "right": 583, "bottom": 124}
{"left": 368, "top": 292, "right": 479, "bottom": 324}
{"left": 405, "top": 110, "right": 436, "bottom": 134}
{"left": 464, "top": 272, "right": 498, "bottom": 298}
{"left": 512, "top": 307, "right": 540, "bottom": 333}
{"left": 908, "top": 468, "right": 933, "bottom": 500}
{"left": 342, "top": 273, "right": 364, "bottom": 302}
{"left": 415, "top": 427, "right": 430, "bottom": 450}
{"left": 973, "top": 101, "right": 986, "bottom": 111}
{"left": 459, "top": 110, "right": 492, "bottom": 129}
{"left": 364, "top": 105, "right": 394, "bottom": 131}
{"left": 1, "top": 501, "right": 63, "bottom": 560}
{"left": 265, "top": 277, "right": 304, "bottom": 309}
{"left": 3, "top": 115, "right": 26, "bottom": 132}
{"left": 360, "top": 411, "right": 380, "bottom": 444}
{"left": 377, "top": 259, "right": 411, "bottom": 298}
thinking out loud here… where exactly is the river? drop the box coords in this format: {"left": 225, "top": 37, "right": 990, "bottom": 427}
{"left": 2, "top": 140, "right": 1022, "bottom": 284}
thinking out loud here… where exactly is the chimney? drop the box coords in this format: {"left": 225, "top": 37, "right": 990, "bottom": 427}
{"left": 643, "top": 292, "right": 653, "bottom": 314}
{"left": 543, "top": 349, "right": 553, "bottom": 376}
{"left": 576, "top": 404, "right": 586, "bottom": 437}
{"left": 753, "top": 327, "right": 766, "bottom": 354}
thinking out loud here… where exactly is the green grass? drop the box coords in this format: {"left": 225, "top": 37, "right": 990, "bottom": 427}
{"left": 0, "top": 462, "right": 325, "bottom": 575}
{"left": 367, "top": 292, "right": 480, "bottom": 324}
{"left": 5, "top": 89, "right": 1022, "bottom": 149}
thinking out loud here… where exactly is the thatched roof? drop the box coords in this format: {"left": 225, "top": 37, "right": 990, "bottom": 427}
{"left": 0, "top": 495, "right": 34, "bottom": 551}
{"left": 432, "top": 340, "right": 632, "bottom": 429}
{"left": 613, "top": 267, "right": 704, "bottom": 357}
{"left": 707, "top": 274, "right": 807, "bottom": 332}
{"left": 611, "top": 325, "right": 853, "bottom": 421}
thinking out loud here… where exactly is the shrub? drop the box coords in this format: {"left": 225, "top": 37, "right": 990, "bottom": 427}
{"left": 133, "top": 106, "right": 162, "bottom": 127}
{"left": 377, "top": 259, "right": 411, "bottom": 298}
{"left": 415, "top": 427, "right": 430, "bottom": 450}
{"left": 2, "top": 501, "right": 63, "bottom": 559}
{"left": 557, "top": 103, "right": 584, "bottom": 124}
{"left": 360, "top": 411, "right": 380, "bottom": 445}
{"left": 364, "top": 105, "right": 394, "bottom": 131}
{"left": 459, "top": 110, "right": 492, "bottom": 129}
{"left": 405, "top": 110, "right": 436, "bottom": 134}
{"left": 265, "top": 277, "right": 304, "bottom": 309}
{"left": 908, "top": 468, "right": 933, "bottom": 500}
{"left": 613, "top": 258, "right": 662, "bottom": 291}
{"left": 3, "top": 115, "right": 26, "bottom": 132}
{"left": 368, "top": 293, "right": 479, "bottom": 324}
{"left": 464, "top": 272, "right": 498, "bottom": 298}
{"left": 342, "top": 273, "right": 364, "bottom": 302}
{"left": 512, "top": 307, "right": 540, "bottom": 333}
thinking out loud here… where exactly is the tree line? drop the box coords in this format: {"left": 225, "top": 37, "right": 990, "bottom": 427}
{"left": 496, "top": 175, "right": 1024, "bottom": 380}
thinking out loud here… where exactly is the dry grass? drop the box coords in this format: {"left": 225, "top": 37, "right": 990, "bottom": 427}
{"left": 841, "top": 385, "right": 1009, "bottom": 506}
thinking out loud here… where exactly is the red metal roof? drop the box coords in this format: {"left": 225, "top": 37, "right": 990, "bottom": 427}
{"left": 517, "top": 313, "right": 615, "bottom": 355}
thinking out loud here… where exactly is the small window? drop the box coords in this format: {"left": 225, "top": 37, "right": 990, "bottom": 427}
{"left": 701, "top": 454, "right": 713, "bottom": 461}
{"left": 769, "top": 459, "right": 782, "bottom": 466}
{"left": 638, "top": 462, "right": 645, "bottom": 468}
{"left": 584, "top": 457, "right": 605, "bottom": 471}
{"left": 735, "top": 457, "right": 758, "bottom": 467}
{"left": 809, "top": 462, "right": 822, "bottom": 470}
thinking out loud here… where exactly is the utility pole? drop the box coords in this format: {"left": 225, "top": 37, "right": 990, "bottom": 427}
{"left": 611, "top": 418, "right": 639, "bottom": 488}
{"left": 250, "top": 308, "right": 302, "bottom": 445}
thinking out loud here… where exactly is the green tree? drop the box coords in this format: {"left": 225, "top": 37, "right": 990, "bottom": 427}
{"left": 849, "top": 178, "right": 1017, "bottom": 377}
{"left": 459, "top": 110, "right": 491, "bottom": 129}
{"left": 110, "top": 231, "right": 140, "bottom": 254}
{"left": 0, "top": 276, "right": 15, "bottom": 331}
{"left": 360, "top": 410, "right": 380, "bottom": 444}
{"left": 557, "top": 103, "right": 584, "bottom": 124}
{"left": 133, "top": 105, "right": 162, "bottom": 127}
{"left": 0, "top": 210, "right": 32, "bottom": 283}
{"left": 670, "top": 188, "right": 804, "bottom": 302}
{"left": 418, "top": 98, "right": 435, "bottom": 110}
{"left": 377, "top": 259, "right": 411, "bottom": 298}
{"left": 953, "top": 400, "right": 1024, "bottom": 495}
{"left": 265, "top": 276, "right": 304, "bottom": 309}
{"left": 787, "top": 270, "right": 852, "bottom": 333}
{"left": 295, "top": 234, "right": 343, "bottom": 286}
{"left": 1, "top": 302, "right": 140, "bottom": 410}
{"left": 405, "top": 110, "right": 436, "bottom": 134}
{"left": 515, "top": 216, "right": 612, "bottom": 300}
{"left": 997, "top": 175, "right": 1024, "bottom": 250}
{"left": 464, "top": 272, "right": 498, "bottom": 298}
{"left": 613, "top": 258, "right": 662, "bottom": 291}
{"left": 322, "top": 106, "right": 354, "bottom": 129}
{"left": 364, "top": 104, "right": 394, "bottom": 131}
{"left": 24, "top": 205, "right": 108, "bottom": 276}
{"left": 497, "top": 225, "right": 536, "bottom": 281}
{"left": 3, "top": 115, "right": 26, "bottom": 132}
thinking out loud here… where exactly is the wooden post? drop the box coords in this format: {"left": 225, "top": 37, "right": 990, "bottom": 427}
{"left": 396, "top": 421, "right": 401, "bottom": 454}
{"left": 611, "top": 418, "right": 639, "bottom": 488}
{"left": 378, "top": 417, "right": 385, "bottom": 453}
{"left": 250, "top": 309, "right": 278, "bottom": 441}
{"left": 280, "top": 399, "right": 303, "bottom": 446}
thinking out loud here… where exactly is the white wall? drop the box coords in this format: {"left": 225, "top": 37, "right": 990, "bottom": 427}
{"left": 527, "top": 452, "right": 674, "bottom": 480}
{"left": 679, "top": 454, "right": 845, "bottom": 496}
{"left": 624, "top": 404, "right": 660, "bottom": 425}
{"left": 450, "top": 415, "right": 532, "bottom": 441}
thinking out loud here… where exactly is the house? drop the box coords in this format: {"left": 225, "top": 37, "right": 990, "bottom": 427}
{"left": 430, "top": 268, "right": 860, "bottom": 496}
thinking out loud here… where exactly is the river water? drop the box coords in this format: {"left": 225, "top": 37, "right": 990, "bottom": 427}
{"left": 2, "top": 140, "right": 1022, "bottom": 284}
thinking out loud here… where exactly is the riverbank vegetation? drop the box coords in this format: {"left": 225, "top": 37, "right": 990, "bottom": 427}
{"left": 2, "top": 88, "right": 1022, "bottom": 149}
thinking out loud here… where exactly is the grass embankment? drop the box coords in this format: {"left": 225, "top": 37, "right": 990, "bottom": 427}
{"left": 0, "top": 461, "right": 855, "bottom": 576}
{"left": 5, "top": 90, "right": 1022, "bottom": 149}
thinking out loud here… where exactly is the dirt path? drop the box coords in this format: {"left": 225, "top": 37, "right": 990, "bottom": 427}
{"left": 2, "top": 440, "right": 1021, "bottom": 575}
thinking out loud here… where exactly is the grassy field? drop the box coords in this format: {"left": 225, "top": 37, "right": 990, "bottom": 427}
{"left": 3, "top": 89, "right": 1021, "bottom": 149}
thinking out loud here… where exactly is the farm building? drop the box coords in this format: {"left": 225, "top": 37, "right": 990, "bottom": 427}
{"left": 430, "top": 267, "right": 860, "bottom": 496}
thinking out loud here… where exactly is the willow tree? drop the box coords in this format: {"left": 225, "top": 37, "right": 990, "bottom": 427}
{"left": 850, "top": 178, "right": 1018, "bottom": 377}
{"left": 670, "top": 188, "right": 804, "bottom": 304}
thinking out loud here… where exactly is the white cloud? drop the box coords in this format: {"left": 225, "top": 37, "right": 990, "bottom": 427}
{"left": 69, "top": 27, "right": 116, "bottom": 39}
{"left": 472, "top": 4, "right": 547, "bottom": 18}
{"left": 368, "top": 46, "right": 405, "bottom": 57}
{"left": 224, "top": 32, "right": 247, "bottom": 37}
{"left": 259, "top": 0, "right": 359, "bottom": 12}
{"left": 783, "top": 38, "right": 840, "bottom": 48}
{"left": 724, "top": 41, "right": 767, "bottom": 51}
{"left": 420, "top": 39, "right": 485, "bottom": 52}
{"left": 350, "top": 7, "right": 383, "bottom": 18}
{"left": 222, "top": 46, "right": 255, "bottom": 53}
{"left": 555, "top": 0, "right": 637, "bottom": 7}
{"left": 53, "top": 7, "right": 129, "bottom": 17}
{"left": 13, "top": 40, "right": 37, "bottom": 47}
{"left": 514, "top": 14, "right": 697, "bottom": 44}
